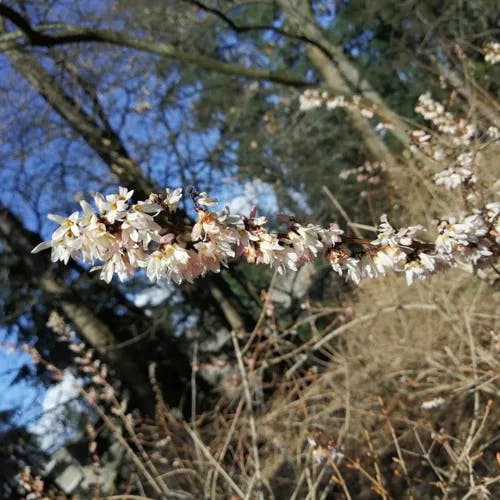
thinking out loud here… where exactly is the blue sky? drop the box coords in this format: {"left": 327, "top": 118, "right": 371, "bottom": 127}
{"left": 0, "top": 331, "right": 43, "bottom": 427}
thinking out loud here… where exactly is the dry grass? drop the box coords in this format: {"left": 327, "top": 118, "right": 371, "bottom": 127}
{"left": 95, "top": 269, "right": 496, "bottom": 499}
{"left": 20, "top": 264, "right": 499, "bottom": 499}
{"left": 167, "top": 112, "right": 500, "bottom": 498}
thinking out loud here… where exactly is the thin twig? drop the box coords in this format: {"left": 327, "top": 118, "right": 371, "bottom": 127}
{"left": 184, "top": 424, "right": 245, "bottom": 499}
{"left": 231, "top": 330, "right": 263, "bottom": 498}
{"left": 211, "top": 396, "right": 245, "bottom": 498}
{"left": 328, "top": 458, "right": 352, "bottom": 500}
{"left": 322, "top": 186, "right": 364, "bottom": 238}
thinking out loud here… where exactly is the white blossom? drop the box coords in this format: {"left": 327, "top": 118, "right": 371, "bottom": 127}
{"left": 94, "top": 187, "right": 134, "bottom": 223}
{"left": 321, "top": 224, "right": 344, "bottom": 247}
{"left": 196, "top": 192, "right": 218, "bottom": 206}
{"left": 484, "top": 42, "right": 500, "bottom": 64}
{"left": 299, "top": 89, "right": 323, "bottom": 111}
{"left": 421, "top": 397, "right": 446, "bottom": 410}
{"left": 372, "top": 215, "right": 423, "bottom": 247}
{"left": 31, "top": 184, "right": 499, "bottom": 287}
{"left": 163, "top": 187, "right": 183, "bottom": 212}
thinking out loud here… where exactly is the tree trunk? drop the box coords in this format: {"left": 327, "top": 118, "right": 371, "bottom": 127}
{"left": 278, "top": 0, "right": 411, "bottom": 161}
{"left": 0, "top": 204, "right": 159, "bottom": 411}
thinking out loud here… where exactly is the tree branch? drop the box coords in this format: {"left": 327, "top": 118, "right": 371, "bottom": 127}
{"left": 182, "top": 0, "right": 334, "bottom": 58}
{"left": 0, "top": 3, "right": 311, "bottom": 88}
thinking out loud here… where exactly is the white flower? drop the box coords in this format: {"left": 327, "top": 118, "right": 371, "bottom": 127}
{"left": 372, "top": 246, "right": 406, "bottom": 272}
{"left": 327, "top": 247, "right": 362, "bottom": 284}
{"left": 215, "top": 206, "right": 244, "bottom": 228}
{"left": 194, "top": 241, "right": 223, "bottom": 274}
{"left": 372, "top": 215, "right": 423, "bottom": 247}
{"left": 79, "top": 220, "right": 117, "bottom": 262}
{"left": 435, "top": 218, "right": 465, "bottom": 254}
{"left": 143, "top": 251, "right": 167, "bottom": 281}
{"left": 288, "top": 224, "right": 324, "bottom": 258}
{"left": 133, "top": 201, "right": 162, "bottom": 215}
{"left": 421, "top": 397, "right": 446, "bottom": 410}
{"left": 299, "top": 89, "right": 323, "bottom": 111}
{"left": 484, "top": 42, "right": 500, "bottom": 64}
{"left": 92, "top": 251, "right": 134, "bottom": 283}
{"left": 257, "top": 233, "right": 284, "bottom": 266}
{"left": 192, "top": 210, "right": 221, "bottom": 241}
{"left": 32, "top": 212, "right": 84, "bottom": 264}
{"left": 344, "top": 257, "right": 362, "bottom": 284}
{"left": 435, "top": 213, "right": 489, "bottom": 255}
{"left": 415, "top": 92, "right": 444, "bottom": 120}
{"left": 122, "top": 208, "right": 161, "bottom": 249}
{"left": 271, "top": 246, "right": 300, "bottom": 274}
{"left": 49, "top": 212, "right": 81, "bottom": 240}
{"left": 163, "top": 187, "right": 183, "bottom": 212}
{"left": 418, "top": 252, "right": 436, "bottom": 271}
{"left": 321, "top": 224, "right": 344, "bottom": 247}
{"left": 325, "top": 95, "right": 348, "bottom": 110}
{"left": 162, "top": 243, "right": 190, "bottom": 267}
{"left": 94, "top": 187, "right": 134, "bottom": 223}
{"left": 51, "top": 240, "right": 80, "bottom": 265}
{"left": 196, "top": 192, "right": 218, "bottom": 206}
{"left": 434, "top": 168, "right": 469, "bottom": 190}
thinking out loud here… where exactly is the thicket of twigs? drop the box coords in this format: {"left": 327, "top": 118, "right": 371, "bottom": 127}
{"left": 16, "top": 56, "right": 500, "bottom": 500}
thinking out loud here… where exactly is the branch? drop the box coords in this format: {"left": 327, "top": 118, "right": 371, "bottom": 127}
{"left": 30, "top": 187, "right": 500, "bottom": 288}
{"left": 0, "top": 4, "right": 311, "bottom": 88}
{"left": 183, "top": 0, "right": 333, "bottom": 58}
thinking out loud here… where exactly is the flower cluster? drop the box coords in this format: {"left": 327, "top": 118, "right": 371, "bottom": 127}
{"left": 32, "top": 187, "right": 499, "bottom": 287}
{"left": 339, "top": 161, "right": 386, "bottom": 198}
{"left": 414, "top": 92, "right": 477, "bottom": 144}
{"left": 484, "top": 42, "right": 500, "bottom": 64}
{"left": 299, "top": 89, "right": 375, "bottom": 118}
{"left": 299, "top": 89, "right": 397, "bottom": 136}
{"left": 300, "top": 87, "right": 497, "bottom": 195}
{"left": 410, "top": 92, "right": 497, "bottom": 190}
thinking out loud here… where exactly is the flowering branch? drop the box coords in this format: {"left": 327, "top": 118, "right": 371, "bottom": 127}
{"left": 31, "top": 185, "right": 499, "bottom": 287}
{"left": 32, "top": 83, "right": 500, "bottom": 287}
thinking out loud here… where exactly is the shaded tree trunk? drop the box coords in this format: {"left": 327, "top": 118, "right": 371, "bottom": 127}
{"left": 0, "top": 204, "right": 181, "bottom": 414}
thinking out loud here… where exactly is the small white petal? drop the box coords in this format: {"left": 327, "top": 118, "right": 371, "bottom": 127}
{"left": 31, "top": 240, "right": 52, "bottom": 253}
